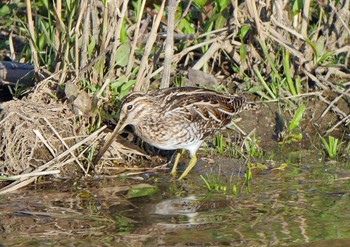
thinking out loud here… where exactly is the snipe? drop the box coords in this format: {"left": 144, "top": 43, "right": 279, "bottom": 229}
{"left": 93, "top": 87, "right": 257, "bottom": 179}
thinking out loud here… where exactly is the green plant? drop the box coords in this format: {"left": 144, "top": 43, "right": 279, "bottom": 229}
{"left": 243, "top": 132, "right": 263, "bottom": 158}
{"left": 213, "top": 133, "right": 226, "bottom": 155}
{"left": 305, "top": 38, "right": 336, "bottom": 66}
{"left": 320, "top": 135, "right": 342, "bottom": 160}
{"left": 279, "top": 104, "right": 306, "bottom": 143}
{"left": 200, "top": 174, "right": 227, "bottom": 193}
{"left": 244, "top": 162, "right": 253, "bottom": 185}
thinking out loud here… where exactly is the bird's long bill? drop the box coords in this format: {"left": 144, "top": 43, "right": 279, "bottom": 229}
{"left": 92, "top": 117, "right": 127, "bottom": 165}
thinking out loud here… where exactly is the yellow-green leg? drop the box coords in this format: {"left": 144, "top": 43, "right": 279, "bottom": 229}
{"left": 171, "top": 151, "right": 182, "bottom": 175}
{"left": 178, "top": 155, "right": 197, "bottom": 180}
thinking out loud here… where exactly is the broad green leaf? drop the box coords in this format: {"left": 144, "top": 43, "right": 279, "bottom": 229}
{"left": 110, "top": 76, "right": 127, "bottom": 90}
{"left": 177, "top": 17, "right": 195, "bottom": 34}
{"left": 126, "top": 184, "right": 157, "bottom": 199}
{"left": 292, "top": 0, "right": 304, "bottom": 14}
{"left": 215, "top": 13, "right": 227, "bottom": 29}
{"left": 115, "top": 43, "right": 130, "bottom": 67}
{"left": 289, "top": 104, "right": 306, "bottom": 131}
{"left": 0, "top": 5, "right": 11, "bottom": 16}
{"left": 119, "top": 80, "right": 136, "bottom": 98}
{"left": 218, "top": 0, "right": 230, "bottom": 11}
{"left": 193, "top": 0, "right": 208, "bottom": 8}
{"left": 239, "top": 26, "right": 250, "bottom": 41}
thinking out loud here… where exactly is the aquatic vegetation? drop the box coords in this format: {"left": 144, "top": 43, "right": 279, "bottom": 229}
{"left": 320, "top": 135, "right": 342, "bottom": 160}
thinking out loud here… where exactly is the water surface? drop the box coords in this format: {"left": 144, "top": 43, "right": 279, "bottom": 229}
{"left": 1, "top": 151, "right": 350, "bottom": 246}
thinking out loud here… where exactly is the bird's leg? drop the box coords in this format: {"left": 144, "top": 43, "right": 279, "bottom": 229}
{"left": 171, "top": 149, "right": 183, "bottom": 175}
{"left": 178, "top": 155, "right": 197, "bottom": 180}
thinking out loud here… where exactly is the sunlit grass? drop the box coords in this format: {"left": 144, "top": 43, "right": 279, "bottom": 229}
{"left": 319, "top": 135, "right": 342, "bottom": 160}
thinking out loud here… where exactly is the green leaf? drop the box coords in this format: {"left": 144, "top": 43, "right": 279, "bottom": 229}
{"left": 254, "top": 68, "right": 277, "bottom": 99}
{"left": 283, "top": 50, "right": 297, "bottom": 95}
{"left": 215, "top": 13, "right": 227, "bottom": 29}
{"left": 115, "top": 43, "right": 130, "bottom": 67}
{"left": 119, "top": 80, "right": 136, "bottom": 99}
{"left": 289, "top": 104, "right": 306, "bottom": 131}
{"left": 193, "top": 0, "right": 208, "bottom": 8}
{"left": 305, "top": 38, "right": 317, "bottom": 59}
{"left": 292, "top": 0, "right": 304, "bottom": 14}
{"left": 88, "top": 38, "right": 96, "bottom": 57}
{"left": 291, "top": 133, "right": 303, "bottom": 141}
{"left": 315, "top": 40, "right": 324, "bottom": 59}
{"left": 120, "top": 19, "right": 127, "bottom": 44}
{"left": 240, "top": 44, "right": 247, "bottom": 64}
{"left": 318, "top": 51, "right": 335, "bottom": 65}
{"left": 320, "top": 135, "right": 330, "bottom": 150}
{"left": 176, "top": 15, "right": 195, "bottom": 34}
{"left": 110, "top": 76, "right": 127, "bottom": 91}
{"left": 218, "top": 0, "right": 230, "bottom": 10}
{"left": 41, "top": 0, "right": 49, "bottom": 10}
{"left": 0, "top": 5, "right": 11, "bottom": 16}
{"left": 239, "top": 26, "right": 250, "bottom": 41}
{"left": 126, "top": 184, "right": 157, "bottom": 199}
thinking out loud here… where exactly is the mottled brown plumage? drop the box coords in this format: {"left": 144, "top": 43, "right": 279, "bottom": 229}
{"left": 93, "top": 87, "right": 257, "bottom": 179}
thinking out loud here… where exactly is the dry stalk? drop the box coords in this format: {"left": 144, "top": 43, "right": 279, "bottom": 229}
{"left": 160, "top": 0, "right": 178, "bottom": 89}
{"left": 0, "top": 126, "right": 107, "bottom": 195}
{"left": 74, "top": 0, "right": 88, "bottom": 77}
{"left": 108, "top": 0, "right": 129, "bottom": 75}
{"left": 25, "top": 0, "right": 39, "bottom": 71}
{"left": 134, "top": 0, "right": 166, "bottom": 92}
{"left": 301, "top": 0, "right": 311, "bottom": 36}
{"left": 192, "top": 41, "right": 222, "bottom": 70}
{"left": 44, "top": 118, "right": 88, "bottom": 175}
{"left": 126, "top": 0, "right": 146, "bottom": 75}
{"left": 80, "top": 0, "right": 90, "bottom": 69}
{"left": 33, "top": 129, "right": 56, "bottom": 158}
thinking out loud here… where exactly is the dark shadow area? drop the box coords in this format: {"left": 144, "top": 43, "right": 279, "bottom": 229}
{"left": 0, "top": 86, "right": 12, "bottom": 102}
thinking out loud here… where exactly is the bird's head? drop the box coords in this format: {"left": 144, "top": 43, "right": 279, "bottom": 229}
{"left": 114, "top": 92, "right": 152, "bottom": 132}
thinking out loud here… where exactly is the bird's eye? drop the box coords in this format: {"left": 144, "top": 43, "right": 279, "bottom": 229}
{"left": 127, "top": 104, "right": 133, "bottom": 111}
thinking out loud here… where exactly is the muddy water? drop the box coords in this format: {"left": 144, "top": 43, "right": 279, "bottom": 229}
{"left": 1, "top": 151, "right": 350, "bottom": 246}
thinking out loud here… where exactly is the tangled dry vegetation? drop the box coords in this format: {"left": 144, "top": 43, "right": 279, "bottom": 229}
{"left": 0, "top": 88, "right": 144, "bottom": 194}
{"left": 0, "top": 0, "right": 349, "bottom": 193}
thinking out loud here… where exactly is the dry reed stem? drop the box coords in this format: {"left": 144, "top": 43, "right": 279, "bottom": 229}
{"left": 326, "top": 115, "right": 350, "bottom": 135}
{"left": 80, "top": 0, "right": 90, "bottom": 69}
{"left": 25, "top": 0, "right": 39, "bottom": 71}
{"left": 160, "top": 0, "right": 178, "bottom": 89}
{"left": 134, "top": 0, "right": 166, "bottom": 92}
{"left": 0, "top": 126, "right": 107, "bottom": 195}
{"left": 318, "top": 95, "right": 348, "bottom": 119}
{"left": 246, "top": 0, "right": 263, "bottom": 40}
{"left": 108, "top": 0, "right": 129, "bottom": 75}
{"left": 192, "top": 41, "right": 222, "bottom": 70}
{"left": 126, "top": 0, "right": 146, "bottom": 75}
{"left": 301, "top": 0, "right": 311, "bottom": 36}
{"left": 321, "top": 88, "right": 350, "bottom": 118}
{"left": 44, "top": 118, "right": 88, "bottom": 175}
{"left": 75, "top": 0, "right": 88, "bottom": 77}
{"left": 3, "top": 170, "right": 61, "bottom": 181}
{"left": 33, "top": 129, "right": 56, "bottom": 158}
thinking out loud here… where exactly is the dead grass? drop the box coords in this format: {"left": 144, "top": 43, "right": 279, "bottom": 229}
{"left": 0, "top": 88, "right": 143, "bottom": 194}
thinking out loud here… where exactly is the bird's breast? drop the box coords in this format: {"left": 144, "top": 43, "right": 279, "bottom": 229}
{"left": 133, "top": 113, "right": 204, "bottom": 150}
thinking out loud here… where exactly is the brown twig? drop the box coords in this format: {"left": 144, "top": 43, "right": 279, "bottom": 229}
{"left": 160, "top": 0, "right": 178, "bottom": 89}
